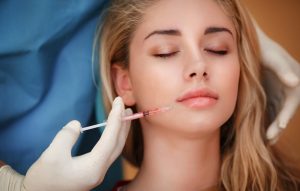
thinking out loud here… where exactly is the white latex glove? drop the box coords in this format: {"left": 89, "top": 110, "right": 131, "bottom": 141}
{"left": 0, "top": 97, "right": 132, "bottom": 191}
{"left": 254, "top": 22, "right": 300, "bottom": 143}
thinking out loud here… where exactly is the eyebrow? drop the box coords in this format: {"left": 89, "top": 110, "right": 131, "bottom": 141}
{"left": 144, "top": 26, "right": 233, "bottom": 41}
{"left": 204, "top": 27, "right": 233, "bottom": 37}
{"left": 144, "top": 29, "right": 181, "bottom": 40}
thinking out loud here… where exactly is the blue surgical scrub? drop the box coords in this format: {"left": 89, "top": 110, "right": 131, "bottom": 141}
{"left": 0, "top": 1, "right": 121, "bottom": 190}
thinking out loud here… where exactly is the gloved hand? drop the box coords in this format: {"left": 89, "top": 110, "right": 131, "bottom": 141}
{"left": 254, "top": 22, "right": 300, "bottom": 143}
{"left": 0, "top": 97, "right": 132, "bottom": 191}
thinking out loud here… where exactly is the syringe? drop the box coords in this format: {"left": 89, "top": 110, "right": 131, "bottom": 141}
{"left": 80, "top": 106, "right": 171, "bottom": 133}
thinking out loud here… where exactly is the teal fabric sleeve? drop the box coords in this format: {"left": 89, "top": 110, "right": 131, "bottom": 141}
{"left": 0, "top": 1, "right": 122, "bottom": 190}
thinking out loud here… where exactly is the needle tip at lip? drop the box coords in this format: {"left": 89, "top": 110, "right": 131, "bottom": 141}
{"left": 147, "top": 105, "right": 172, "bottom": 116}
{"left": 176, "top": 88, "right": 219, "bottom": 102}
{"left": 161, "top": 106, "right": 172, "bottom": 112}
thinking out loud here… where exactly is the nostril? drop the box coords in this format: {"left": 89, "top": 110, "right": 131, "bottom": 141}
{"left": 189, "top": 72, "right": 208, "bottom": 79}
{"left": 190, "top": 72, "right": 197, "bottom": 78}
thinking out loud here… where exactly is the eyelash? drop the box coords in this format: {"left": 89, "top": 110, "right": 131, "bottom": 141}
{"left": 153, "top": 49, "right": 227, "bottom": 59}
{"left": 205, "top": 49, "right": 228, "bottom": 55}
{"left": 153, "top": 51, "right": 179, "bottom": 58}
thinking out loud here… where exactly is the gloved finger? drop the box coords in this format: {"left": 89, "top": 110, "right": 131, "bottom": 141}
{"left": 280, "top": 50, "right": 300, "bottom": 87}
{"left": 119, "top": 108, "right": 132, "bottom": 145}
{"left": 267, "top": 93, "right": 299, "bottom": 141}
{"left": 255, "top": 20, "right": 300, "bottom": 87}
{"left": 91, "top": 97, "right": 124, "bottom": 156}
{"left": 0, "top": 165, "right": 24, "bottom": 191}
{"left": 48, "top": 120, "right": 81, "bottom": 155}
{"left": 260, "top": 41, "right": 299, "bottom": 87}
{"left": 263, "top": 51, "right": 296, "bottom": 84}
{"left": 108, "top": 108, "right": 132, "bottom": 163}
{"left": 276, "top": 93, "right": 299, "bottom": 128}
{"left": 266, "top": 121, "right": 282, "bottom": 143}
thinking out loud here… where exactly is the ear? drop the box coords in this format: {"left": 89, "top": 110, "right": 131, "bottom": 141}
{"left": 111, "top": 64, "right": 136, "bottom": 106}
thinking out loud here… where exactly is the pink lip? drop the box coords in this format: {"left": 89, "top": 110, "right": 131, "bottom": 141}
{"left": 176, "top": 88, "right": 219, "bottom": 108}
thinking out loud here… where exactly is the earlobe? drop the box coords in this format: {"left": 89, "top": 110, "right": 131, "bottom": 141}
{"left": 111, "top": 64, "right": 136, "bottom": 106}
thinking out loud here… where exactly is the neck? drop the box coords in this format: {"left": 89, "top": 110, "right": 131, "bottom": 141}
{"left": 126, "top": 124, "right": 221, "bottom": 191}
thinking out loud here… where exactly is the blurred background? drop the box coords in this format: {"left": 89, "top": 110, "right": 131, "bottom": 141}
{"left": 123, "top": 0, "right": 300, "bottom": 179}
{"left": 243, "top": 0, "right": 300, "bottom": 169}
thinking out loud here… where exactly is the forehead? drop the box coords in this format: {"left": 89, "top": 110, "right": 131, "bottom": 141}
{"left": 135, "top": 0, "right": 235, "bottom": 38}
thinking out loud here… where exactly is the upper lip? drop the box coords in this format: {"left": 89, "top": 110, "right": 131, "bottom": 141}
{"left": 176, "top": 87, "right": 219, "bottom": 102}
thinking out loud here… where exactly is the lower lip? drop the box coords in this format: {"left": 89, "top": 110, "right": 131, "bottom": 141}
{"left": 178, "top": 97, "right": 217, "bottom": 109}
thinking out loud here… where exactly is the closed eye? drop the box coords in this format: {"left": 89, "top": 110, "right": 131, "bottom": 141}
{"left": 153, "top": 51, "right": 179, "bottom": 58}
{"left": 204, "top": 49, "right": 228, "bottom": 55}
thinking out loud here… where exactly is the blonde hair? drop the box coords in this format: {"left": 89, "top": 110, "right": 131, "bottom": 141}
{"left": 98, "top": 0, "right": 300, "bottom": 190}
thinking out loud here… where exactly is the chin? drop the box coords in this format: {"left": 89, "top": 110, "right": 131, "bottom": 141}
{"left": 161, "top": 119, "right": 221, "bottom": 138}
{"left": 186, "top": 121, "right": 220, "bottom": 132}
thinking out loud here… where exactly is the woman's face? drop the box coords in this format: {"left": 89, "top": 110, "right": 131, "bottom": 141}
{"left": 121, "top": 0, "right": 240, "bottom": 135}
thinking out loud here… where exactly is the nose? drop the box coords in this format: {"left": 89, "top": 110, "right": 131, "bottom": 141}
{"left": 183, "top": 58, "right": 208, "bottom": 81}
{"left": 189, "top": 70, "right": 208, "bottom": 79}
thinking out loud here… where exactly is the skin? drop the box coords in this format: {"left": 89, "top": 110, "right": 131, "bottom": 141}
{"left": 113, "top": 0, "right": 240, "bottom": 190}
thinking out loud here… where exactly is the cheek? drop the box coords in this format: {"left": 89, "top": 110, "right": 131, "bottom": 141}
{"left": 214, "top": 60, "right": 240, "bottom": 119}
{"left": 129, "top": 62, "right": 180, "bottom": 110}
